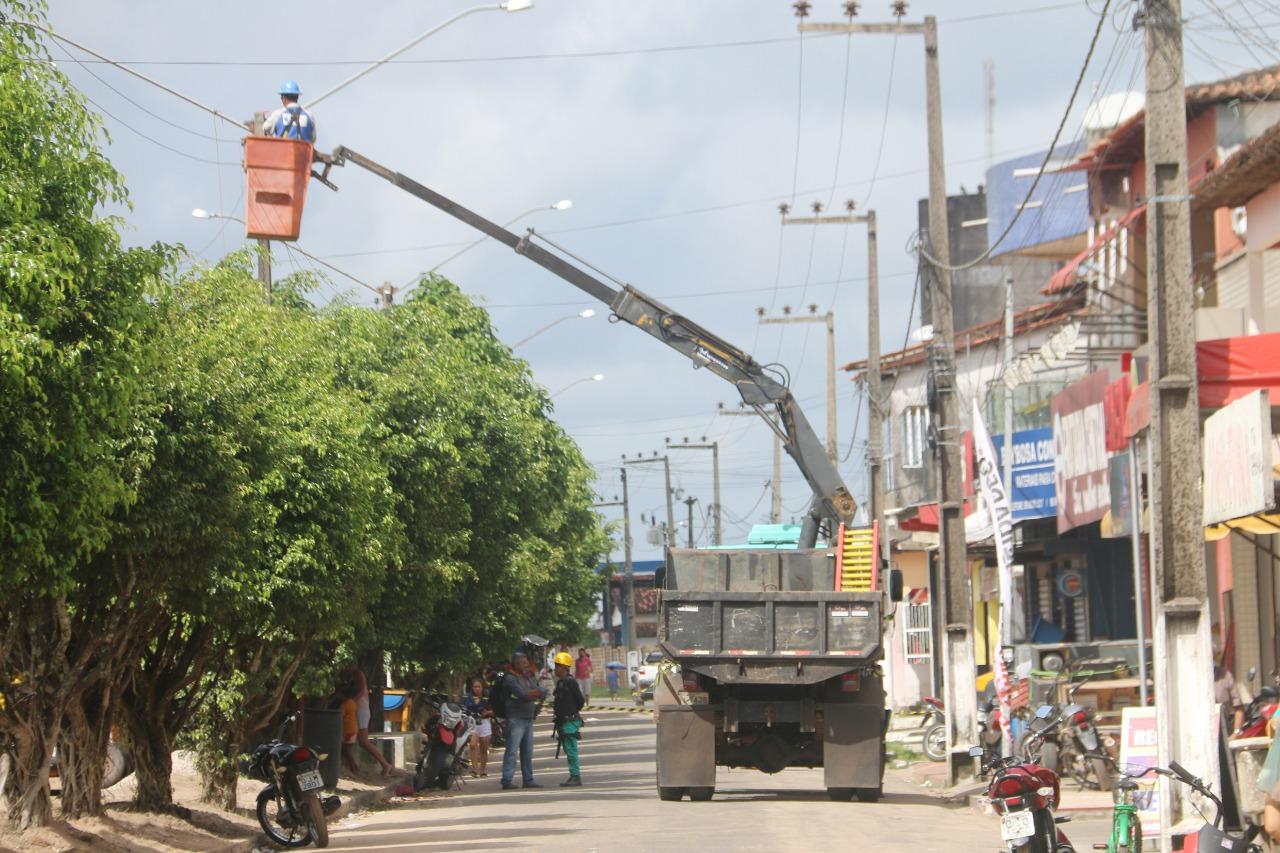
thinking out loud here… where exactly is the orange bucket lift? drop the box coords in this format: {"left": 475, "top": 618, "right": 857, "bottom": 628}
{"left": 242, "top": 136, "right": 313, "bottom": 240}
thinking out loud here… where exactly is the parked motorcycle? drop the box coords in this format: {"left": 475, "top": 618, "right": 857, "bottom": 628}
{"left": 1021, "top": 667, "right": 1112, "bottom": 791}
{"left": 243, "top": 713, "right": 339, "bottom": 849}
{"left": 414, "top": 693, "right": 476, "bottom": 792}
{"left": 921, "top": 696, "right": 947, "bottom": 762}
{"left": 1163, "top": 760, "right": 1263, "bottom": 853}
{"left": 1234, "top": 666, "right": 1278, "bottom": 739}
{"left": 974, "top": 705, "right": 1077, "bottom": 852}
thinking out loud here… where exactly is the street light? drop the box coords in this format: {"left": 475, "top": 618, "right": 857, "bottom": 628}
{"left": 511, "top": 307, "right": 595, "bottom": 349}
{"left": 426, "top": 199, "right": 573, "bottom": 275}
{"left": 191, "top": 208, "right": 380, "bottom": 299}
{"left": 307, "top": 1, "right": 534, "bottom": 109}
{"left": 551, "top": 373, "right": 604, "bottom": 399}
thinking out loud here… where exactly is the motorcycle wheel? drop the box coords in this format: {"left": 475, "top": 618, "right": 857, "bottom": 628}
{"left": 101, "top": 741, "right": 133, "bottom": 788}
{"left": 1090, "top": 755, "right": 1113, "bottom": 792}
{"left": 1062, "top": 745, "right": 1101, "bottom": 791}
{"left": 922, "top": 723, "right": 947, "bottom": 762}
{"left": 304, "top": 791, "right": 329, "bottom": 849}
{"left": 256, "top": 786, "right": 314, "bottom": 848}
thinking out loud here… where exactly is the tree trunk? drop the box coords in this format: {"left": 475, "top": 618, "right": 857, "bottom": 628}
{"left": 1, "top": 707, "right": 58, "bottom": 830}
{"left": 123, "top": 707, "right": 173, "bottom": 812}
{"left": 57, "top": 692, "right": 109, "bottom": 818}
{"left": 200, "top": 740, "right": 240, "bottom": 812}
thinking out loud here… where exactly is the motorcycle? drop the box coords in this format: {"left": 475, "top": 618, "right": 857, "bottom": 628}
{"left": 1021, "top": 668, "right": 1112, "bottom": 791}
{"left": 973, "top": 705, "right": 1077, "bottom": 853}
{"left": 1163, "top": 760, "right": 1263, "bottom": 853}
{"left": 921, "top": 696, "right": 947, "bottom": 762}
{"left": 1234, "top": 666, "right": 1278, "bottom": 739}
{"left": 243, "top": 713, "right": 339, "bottom": 849}
{"left": 977, "top": 699, "right": 1006, "bottom": 766}
{"left": 414, "top": 693, "right": 476, "bottom": 792}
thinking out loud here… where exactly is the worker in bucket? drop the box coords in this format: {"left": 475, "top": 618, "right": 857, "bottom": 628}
{"left": 552, "top": 651, "right": 586, "bottom": 787}
{"left": 263, "top": 80, "right": 316, "bottom": 143}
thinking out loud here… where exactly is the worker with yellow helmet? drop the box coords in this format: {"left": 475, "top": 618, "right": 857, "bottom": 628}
{"left": 552, "top": 651, "right": 586, "bottom": 787}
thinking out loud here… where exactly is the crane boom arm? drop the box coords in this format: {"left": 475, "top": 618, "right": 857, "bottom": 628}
{"left": 326, "top": 146, "right": 856, "bottom": 544}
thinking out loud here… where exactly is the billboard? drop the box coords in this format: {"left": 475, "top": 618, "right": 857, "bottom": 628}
{"left": 1052, "top": 370, "right": 1112, "bottom": 532}
{"left": 1203, "top": 389, "right": 1274, "bottom": 525}
{"left": 990, "top": 427, "right": 1057, "bottom": 521}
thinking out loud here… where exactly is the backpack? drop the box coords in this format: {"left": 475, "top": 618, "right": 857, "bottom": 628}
{"left": 488, "top": 673, "right": 510, "bottom": 719}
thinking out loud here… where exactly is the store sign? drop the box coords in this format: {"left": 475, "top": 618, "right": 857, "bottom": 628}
{"left": 1002, "top": 321, "right": 1081, "bottom": 390}
{"left": 1119, "top": 707, "right": 1162, "bottom": 838}
{"left": 1203, "top": 389, "right": 1275, "bottom": 525}
{"left": 1052, "top": 370, "right": 1111, "bottom": 533}
{"left": 1107, "top": 452, "right": 1134, "bottom": 538}
{"left": 991, "top": 427, "right": 1057, "bottom": 521}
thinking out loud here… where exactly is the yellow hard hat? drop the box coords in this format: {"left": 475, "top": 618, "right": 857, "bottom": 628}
{"left": 554, "top": 652, "right": 574, "bottom": 668}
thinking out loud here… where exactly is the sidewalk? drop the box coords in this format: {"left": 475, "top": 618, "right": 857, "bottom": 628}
{"left": 908, "top": 760, "right": 1113, "bottom": 815}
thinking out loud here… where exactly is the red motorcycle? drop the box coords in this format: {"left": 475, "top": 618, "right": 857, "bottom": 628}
{"left": 972, "top": 704, "right": 1077, "bottom": 853}
{"left": 1234, "top": 667, "right": 1278, "bottom": 739}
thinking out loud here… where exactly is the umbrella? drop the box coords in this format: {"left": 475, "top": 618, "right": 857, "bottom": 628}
{"left": 606, "top": 661, "right": 626, "bottom": 670}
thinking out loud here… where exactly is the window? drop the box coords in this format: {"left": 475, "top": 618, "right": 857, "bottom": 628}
{"left": 881, "top": 414, "right": 895, "bottom": 492}
{"left": 902, "top": 405, "right": 930, "bottom": 468}
{"left": 904, "top": 597, "right": 932, "bottom": 663}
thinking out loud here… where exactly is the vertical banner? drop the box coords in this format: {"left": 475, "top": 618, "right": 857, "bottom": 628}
{"left": 971, "top": 401, "right": 1015, "bottom": 735}
{"left": 1052, "top": 370, "right": 1112, "bottom": 532}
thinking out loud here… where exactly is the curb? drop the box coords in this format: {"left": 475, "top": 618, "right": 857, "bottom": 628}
{"left": 583, "top": 705, "right": 653, "bottom": 714}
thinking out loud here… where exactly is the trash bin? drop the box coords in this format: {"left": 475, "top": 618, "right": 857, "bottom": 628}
{"left": 242, "top": 136, "right": 312, "bottom": 241}
{"left": 304, "top": 708, "right": 342, "bottom": 791}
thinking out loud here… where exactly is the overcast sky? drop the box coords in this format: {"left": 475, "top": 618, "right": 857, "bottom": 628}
{"left": 46, "top": 0, "right": 1265, "bottom": 563}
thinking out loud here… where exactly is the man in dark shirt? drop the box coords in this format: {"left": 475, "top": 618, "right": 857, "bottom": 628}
{"left": 553, "top": 651, "right": 586, "bottom": 786}
{"left": 500, "top": 651, "right": 546, "bottom": 789}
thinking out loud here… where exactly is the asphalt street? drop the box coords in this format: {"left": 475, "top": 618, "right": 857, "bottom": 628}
{"left": 325, "top": 710, "right": 1113, "bottom": 852}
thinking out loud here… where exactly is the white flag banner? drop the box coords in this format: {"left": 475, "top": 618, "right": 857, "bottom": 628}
{"left": 972, "top": 400, "right": 1015, "bottom": 734}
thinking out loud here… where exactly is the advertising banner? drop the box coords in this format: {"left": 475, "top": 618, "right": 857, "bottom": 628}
{"left": 1203, "top": 389, "right": 1274, "bottom": 525}
{"left": 972, "top": 401, "right": 1014, "bottom": 734}
{"left": 990, "top": 427, "right": 1057, "bottom": 521}
{"left": 1119, "top": 707, "right": 1162, "bottom": 838}
{"left": 1107, "top": 452, "right": 1133, "bottom": 538}
{"left": 1053, "top": 370, "right": 1112, "bottom": 532}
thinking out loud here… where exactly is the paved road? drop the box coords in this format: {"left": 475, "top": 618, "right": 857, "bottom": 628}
{"left": 326, "top": 710, "right": 1111, "bottom": 852}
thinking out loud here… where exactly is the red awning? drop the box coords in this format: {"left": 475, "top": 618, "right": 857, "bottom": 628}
{"left": 898, "top": 499, "right": 975, "bottom": 533}
{"left": 1198, "top": 332, "right": 1280, "bottom": 408}
{"left": 1042, "top": 205, "right": 1147, "bottom": 296}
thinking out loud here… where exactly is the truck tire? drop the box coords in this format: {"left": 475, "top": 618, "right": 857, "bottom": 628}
{"left": 854, "top": 787, "right": 881, "bottom": 803}
{"left": 827, "top": 787, "right": 854, "bottom": 801}
{"left": 658, "top": 786, "right": 686, "bottom": 801}
{"left": 688, "top": 786, "right": 714, "bottom": 802}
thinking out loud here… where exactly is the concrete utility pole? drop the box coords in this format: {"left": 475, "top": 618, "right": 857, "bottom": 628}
{"left": 718, "top": 404, "right": 783, "bottom": 523}
{"left": 757, "top": 298, "right": 838, "bottom": 464}
{"left": 684, "top": 496, "right": 698, "bottom": 548}
{"left": 1141, "top": 1, "right": 1216, "bottom": 844}
{"left": 801, "top": 9, "right": 978, "bottom": 785}
{"left": 623, "top": 455, "right": 676, "bottom": 547}
{"left": 621, "top": 468, "right": 634, "bottom": 653}
{"left": 667, "top": 438, "right": 722, "bottom": 545}
{"left": 778, "top": 201, "right": 882, "bottom": 538}
{"left": 593, "top": 490, "right": 629, "bottom": 650}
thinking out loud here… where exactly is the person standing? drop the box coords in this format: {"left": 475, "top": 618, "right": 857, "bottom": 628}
{"left": 462, "top": 679, "right": 493, "bottom": 778}
{"left": 500, "top": 651, "right": 545, "bottom": 790}
{"left": 263, "top": 80, "right": 316, "bottom": 142}
{"left": 553, "top": 652, "right": 586, "bottom": 787}
{"left": 344, "top": 664, "right": 394, "bottom": 777}
{"left": 606, "top": 665, "right": 620, "bottom": 700}
{"left": 574, "top": 647, "right": 593, "bottom": 703}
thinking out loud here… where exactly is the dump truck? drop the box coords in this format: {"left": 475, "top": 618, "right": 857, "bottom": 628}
{"left": 312, "top": 145, "right": 903, "bottom": 803}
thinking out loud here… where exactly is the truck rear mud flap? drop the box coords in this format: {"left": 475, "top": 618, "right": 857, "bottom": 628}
{"left": 656, "top": 706, "right": 716, "bottom": 789}
{"left": 822, "top": 703, "right": 884, "bottom": 789}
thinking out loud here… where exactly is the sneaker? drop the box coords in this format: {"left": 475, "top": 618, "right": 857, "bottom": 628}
{"left": 523, "top": 781, "right": 543, "bottom": 789}
{"left": 501, "top": 781, "right": 518, "bottom": 790}
{"left": 560, "top": 776, "right": 582, "bottom": 787}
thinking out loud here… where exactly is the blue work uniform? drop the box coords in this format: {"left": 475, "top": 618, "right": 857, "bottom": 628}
{"left": 264, "top": 104, "right": 316, "bottom": 143}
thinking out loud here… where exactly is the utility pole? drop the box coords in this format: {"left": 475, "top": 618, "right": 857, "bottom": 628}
{"left": 593, "top": 490, "right": 630, "bottom": 650}
{"left": 718, "top": 403, "right": 783, "bottom": 523}
{"left": 666, "top": 438, "right": 722, "bottom": 545}
{"left": 800, "top": 7, "right": 978, "bottom": 785}
{"left": 378, "top": 283, "right": 396, "bottom": 308}
{"left": 984, "top": 59, "right": 995, "bottom": 172}
{"left": 249, "top": 111, "right": 273, "bottom": 305}
{"left": 623, "top": 454, "right": 676, "bottom": 547}
{"left": 1141, "top": 1, "right": 1216, "bottom": 844}
{"left": 758, "top": 296, "right": 838, "bottom": 464}
{"left": 684, "top": 496, "right": 698, "bottom": 548}
{"left": 621, "top": 468, "right": 634, "bottom": 653}
{"left": 778, "top": 200, "right": 881, "bottom": 536}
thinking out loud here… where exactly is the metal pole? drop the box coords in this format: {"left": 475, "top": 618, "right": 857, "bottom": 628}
{"left": 1128, "top": 440, "right": 1149, "bottom": 706}
{"left": 1143, "top": 2, "right": 1215, "bottom": 843}
{"left": 257, "top": 239, "right": 272, "bottom": 304}
{"left": 772, "top": 431, "right": 782, "bottom": 524}
{"left": 921, "top": 14, "right": 978, "bottom": 785}
{"left": 685, "top": 497, "right": 697, "bottom": 548}
{"left": 1000, "top": 272, "right": 1015, "bottom": 758}
{"left": 621, "top": 467, "right": 634, "bottom": 653}
{"left": 826, "top": 311, "right": 837, "bottom": 464}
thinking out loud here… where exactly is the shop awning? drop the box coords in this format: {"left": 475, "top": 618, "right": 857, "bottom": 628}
{"left": 1205, "top": 512, "right": 1280, "bottom": 540}
{"left": 1042, "top": 205, "right": 1147, "bottom": 295}
{"left": 1197, "top": 332, "right": 1280, "bottom": 408}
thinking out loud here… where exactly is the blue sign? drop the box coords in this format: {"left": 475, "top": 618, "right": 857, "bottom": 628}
{"left": 990, "top": 427, "right": 1057, "bottom": 521}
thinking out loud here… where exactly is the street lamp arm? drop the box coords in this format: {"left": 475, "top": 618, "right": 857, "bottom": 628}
{"left": 511, "top": 308, "right": 593, "bottom": 349}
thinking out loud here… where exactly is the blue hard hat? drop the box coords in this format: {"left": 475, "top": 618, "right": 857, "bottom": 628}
{"left": 278, "top": 80, "right": 301, "bottom": 96}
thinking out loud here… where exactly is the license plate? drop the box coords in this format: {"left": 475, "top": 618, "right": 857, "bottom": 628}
{"left": 296, "top": 770, "right": 324, "bottom": 792}
{"left": 999, "top": 809, "right": 1036, "bottom": 841}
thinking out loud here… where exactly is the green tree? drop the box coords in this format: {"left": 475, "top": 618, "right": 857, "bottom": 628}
{"left": 0, "top": 4, "right": 171, "bottom": 827}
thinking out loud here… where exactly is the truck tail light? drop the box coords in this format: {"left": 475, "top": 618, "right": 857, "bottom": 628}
{"left": 682, "top": 671, "right": 700, "bottom": 692}
{"left": 841, "top": 672, "right": 861, "bottom": 693}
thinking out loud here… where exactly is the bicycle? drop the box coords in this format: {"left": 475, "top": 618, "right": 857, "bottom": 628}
{"left": 1088, "top": 755, "right": 1157, "bottom": 853}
